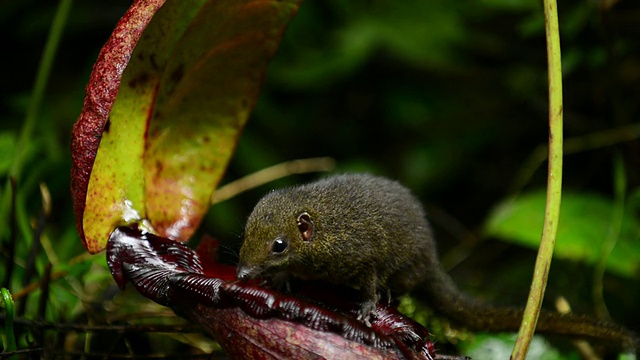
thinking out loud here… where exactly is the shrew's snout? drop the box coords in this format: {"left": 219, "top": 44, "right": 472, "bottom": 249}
{"left": 236, "top": 264, "right": 259, "bottom": 281}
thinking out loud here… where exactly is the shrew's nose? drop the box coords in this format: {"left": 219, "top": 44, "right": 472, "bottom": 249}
{"left": 236, "top": 265, "right": 254, "bottom": 281}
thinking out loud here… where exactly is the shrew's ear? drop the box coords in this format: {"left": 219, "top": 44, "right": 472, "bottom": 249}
{"left": 297, "top": 212, "right": 315, "bottom": 242}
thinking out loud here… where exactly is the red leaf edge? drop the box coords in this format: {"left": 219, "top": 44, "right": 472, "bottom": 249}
{"left": 70, "top": 0, "right": 166, "bottom": 249}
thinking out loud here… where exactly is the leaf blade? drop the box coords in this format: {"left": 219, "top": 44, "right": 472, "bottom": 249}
{"left": 74, "top": 0, "right": 302, "bottom": 253}
{"left": 71, "top": 0, "right": 167, "bottom": 253}
{"left": 485, "top": 191, "right": 640, "bottom": 278}
{"left": 144, "top": 1, "right": 303, "bottom": 240}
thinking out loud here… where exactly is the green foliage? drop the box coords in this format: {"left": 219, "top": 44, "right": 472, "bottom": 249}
{"left": 486, "top": 191, "right": 640, "bottom": 278}
{"left": 0, "top": 133, "right": 16, "bottom": 176}
{"left": 1, "top": 288, "right": 17, "bottom": 357}
{"left": 268, "top": 0, "right": 465, "bottom": 90}
{"left": 460, "top": 333, "right": 565, "bottom": 360}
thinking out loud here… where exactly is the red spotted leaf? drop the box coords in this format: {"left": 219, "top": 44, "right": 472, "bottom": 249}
{"left": 71, "top": 0, "right": 302, "bottom": 253}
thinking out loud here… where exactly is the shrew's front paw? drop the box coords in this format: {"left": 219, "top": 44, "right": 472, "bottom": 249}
{"left": 357, "top": 299, "right": 378, "bottom": 327}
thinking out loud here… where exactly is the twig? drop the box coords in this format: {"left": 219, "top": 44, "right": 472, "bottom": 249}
{"left": 10, "top": 250, "right": 97, "bottom": 301}
{"left": 0, "top": 315, "right": 203, "bottom": 333}
{"left": 555, "top": 297, "right": 600, "bottom": 360}
{"left": 18, "top": 184, "right": 51, "bottom": 316}
{"left": 511, "top": 0, "right": 564, "bottom": 357}
{"left": 10, "top": 270, "right": 66, "bottom": 301}
{"left": 37, "top": 263, "right": 53, "bottom": 321}
{"left": 509, "top": 122, "right": 640, "bottom": 194}
{"left": 2, "top": 178, "right": 18, "bottom": 289}
{"left": 211, "top": 157, "right": 336, "bottom": 204}
{"left": 0, "top": 348, "right": 43, "bottom": 357}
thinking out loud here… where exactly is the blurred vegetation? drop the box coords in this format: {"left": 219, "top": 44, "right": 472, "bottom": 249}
{"left": 1, "top": 0, "right": 639, "bottom": 358}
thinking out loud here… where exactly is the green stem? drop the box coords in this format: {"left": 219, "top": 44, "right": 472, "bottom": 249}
{"left": 1, "top": 288, "right": 17, "bottom": 359}
{"left": 593, "top": 154, "right": 625, "bottom": 319}
{"left": 0, "top": 0, "right": 74, "bottom": 238}
{"left": 511, "top": 0, "right": 563, "bottom": 358}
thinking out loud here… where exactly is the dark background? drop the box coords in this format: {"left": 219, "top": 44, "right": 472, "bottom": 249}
{"left": 1, "top": 0, "right": 639, "bottom": 357}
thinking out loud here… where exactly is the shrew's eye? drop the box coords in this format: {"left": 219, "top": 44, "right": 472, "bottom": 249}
{"left": 297, "top": 212, "right": 315, "bottom": 241}
{"left": 271, "top": 238, "right": 288, "bottom": 254}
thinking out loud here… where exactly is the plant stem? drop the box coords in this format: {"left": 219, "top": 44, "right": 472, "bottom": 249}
{"left": 593, "top": 154, "right": 625, "bottom": 319}
{"left": 511, "top": 0, "right": 563, "bottom": 358}
{"left": 1, "top": 288, "right": 17, "bottom": 359}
